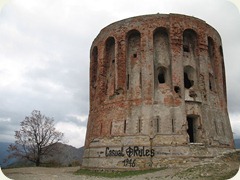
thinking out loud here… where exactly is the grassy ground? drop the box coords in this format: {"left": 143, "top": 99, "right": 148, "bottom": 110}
{"left": 174, "top": 163, "right": 239, "bottom": 180}
{"left": 75, "top": 167, "right": 167, "bottom": 178}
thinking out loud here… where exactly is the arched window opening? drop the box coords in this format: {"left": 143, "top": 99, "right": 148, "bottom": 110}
{"left": 184, "top": 66, "right": 195, "bottom": 89}
{"left": 105, "top": 37, "right": 115, "bottom": 63}
{"left": 183, "top": 29, "right": 197, "bottom": 53}
{"left": 105, "top": 37, "right": 116, "bottom": 96}
{"left": 184, "top": 73, "right": 193, "bottom": 89}
{"left": 158, "top": 67, "right": 166, "bottom": 84}
{"left": 126, "top": 29, "right": 141, "bottom": 96}
{"left": 127, "top": 30, "right": 141, "bottom": 59}
{"left": 208, "top": 37, "right": 214, "bottom": 59}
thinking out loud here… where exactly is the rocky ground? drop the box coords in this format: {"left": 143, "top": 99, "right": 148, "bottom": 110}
{"left": 2, "top": 150, "right": 240, "bottom": 180}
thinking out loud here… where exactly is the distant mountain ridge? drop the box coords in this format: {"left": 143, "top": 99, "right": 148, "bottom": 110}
{"left": 41, "top": 143, "right": 84, "bottom": 166}
{"left": 234, "top": 139, "right": 240, "bottom": 149}
{"left": 0, "top": 142, "right": 17, "bottom": 168}
{"left": 0, "top": 142, "right": 84, "bottom": 168}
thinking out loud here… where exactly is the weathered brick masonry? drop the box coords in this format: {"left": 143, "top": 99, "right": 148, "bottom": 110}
{"left": 83, "top": 14, "right": 235, "bottom": 170}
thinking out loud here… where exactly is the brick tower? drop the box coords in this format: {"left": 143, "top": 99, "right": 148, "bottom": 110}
{"left": 82, "top": 14, "right": 235, "bottom": 170}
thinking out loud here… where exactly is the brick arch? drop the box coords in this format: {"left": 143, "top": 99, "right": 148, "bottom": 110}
{"left": 104, "top": 36, "right": 116, "bottom": 97}
{"left": 126, "top": 29, "right": 142, "bottom": 99}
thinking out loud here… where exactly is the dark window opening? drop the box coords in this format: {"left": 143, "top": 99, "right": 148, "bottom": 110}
{"left": 133, "top": 53, "right": 137, "bottom": 58}
{"left": 158, "top": 72, "right": 165, "bottom": 84}
{"left": 127, "top": 74, "right": 130, "bottom": 90}
{"left": 184, "top": 73, "right": 193, "bottom": 89}
{"left": 187, "top": 117, "right": 195, "bottom": 143}
{"left": 112, "top": 59, "right": 115, "bottom": 64}
{"left": 174, "top": 86, "right": 180, "bottom": 94}
{"left": 158, "top": 69, "right": 165, "bottom": 84}
{"left": 183, "top": 44, "right": 190, "bottom": 52}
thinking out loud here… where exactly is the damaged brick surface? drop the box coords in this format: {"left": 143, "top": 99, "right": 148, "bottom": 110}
{"left": 83, "top": 13, "right": 235, "bottom": 170}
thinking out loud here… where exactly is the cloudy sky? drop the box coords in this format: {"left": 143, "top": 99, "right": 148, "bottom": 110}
{"left": 0, "top": 0, "right": 239, "bottom": 148}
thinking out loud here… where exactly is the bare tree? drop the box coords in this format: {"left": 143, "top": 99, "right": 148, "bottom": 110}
{"left": 7, "top": 110, "right": 64, "bottom": 166}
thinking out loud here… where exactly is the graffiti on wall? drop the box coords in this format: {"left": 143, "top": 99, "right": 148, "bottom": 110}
{"left": 105, "top": 146, "right": 155, "bottom": 167}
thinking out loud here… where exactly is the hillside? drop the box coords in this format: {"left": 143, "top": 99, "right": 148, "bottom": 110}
{"left": 0, "top": 142, "right": 84, "bottom": 168}
{"left": 41, "top": 143, "right": 84, "bottom": 166}
{"left": 234, "top": 139, "right": 240, "bottom": 149}
{"left": 0, "top": 142, "right": 17, "bottom": 168}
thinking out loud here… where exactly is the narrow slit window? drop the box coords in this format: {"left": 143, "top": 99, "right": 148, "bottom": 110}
{"left": 138, "top": 118, "right": 142, "bottom": 133}
{"left": 172, "top": 119, "right": 175, "bottom": 133}
{"left": 100, "top": 123, "right": 102, "bottom": 135}
{"left": 127, "top": 74, "right": 130, "bottom": 90}
{"left": 124, "top": 120, "right": 126, "bottom": 133}
{"left": 140, "top": 71, "right": 142, "bottom": 88}
{"left": 110, "top": 122, "right": 112, "bottom": 135}
{"left": 156, "top": 117, "right": 160, "bottom": 133}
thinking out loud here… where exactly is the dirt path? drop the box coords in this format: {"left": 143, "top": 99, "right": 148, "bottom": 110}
{"left": 2, "top": 167, "right": 81, "bottom": 180}
{"left": 2, "top": 166, "right": 185, "bottom": 180}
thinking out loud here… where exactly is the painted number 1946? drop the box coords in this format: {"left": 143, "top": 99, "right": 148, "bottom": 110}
{"left": 122, "top": 158, "right": 136, "bottom": 167}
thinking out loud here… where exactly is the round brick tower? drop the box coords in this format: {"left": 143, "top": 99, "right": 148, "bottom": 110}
{"left": 83, "top": 14, "right": 235, "bottom": 170}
